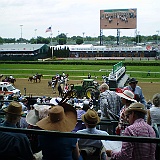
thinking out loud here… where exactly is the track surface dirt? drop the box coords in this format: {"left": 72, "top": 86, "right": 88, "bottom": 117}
{"left": 14, "top": 78, "right": 160, "bottom": 102}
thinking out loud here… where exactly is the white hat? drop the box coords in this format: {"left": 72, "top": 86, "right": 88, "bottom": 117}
{"left": 50, "top": 97, "right": 62, "bottom": 105}
{"left": 116, "top": 90, "right": 137, "bottom": 102}
{"left": 26, "top": 105, "right": 51, "bottom": 126}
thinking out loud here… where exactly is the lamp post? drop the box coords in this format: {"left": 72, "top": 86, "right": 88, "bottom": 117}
{"left": 66, "top": 33, "right": 68, "bottom": 44}
{"left": 137, "top": 31, "right": 140, "bottom": 44}
{"left": 156, "top": 30, "right": 159, "bottom": 44}
{"left": 34, "top": 29, "right": 37, "bottom": 44}
{"left": 58, "top": 30, "right": 60, "bottom": 44}
{"left": 82, "top": 32, "right": 85, "bottom": 44}
{"left": 20, "top": 25, "right": 23, "bottom": 43}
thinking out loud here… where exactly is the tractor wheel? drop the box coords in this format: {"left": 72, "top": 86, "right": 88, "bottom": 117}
{"left": 85, "top": 88, "right": 96, "bottom": 99}
{"left": 71, "top": 89, "right": 77, "bottom": 97}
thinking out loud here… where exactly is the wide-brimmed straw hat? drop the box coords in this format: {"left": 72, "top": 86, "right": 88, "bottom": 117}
{"left": 125, "top": 102, "right": 147, "bottom": 115}
{"left": 26, "top": 105, "right": 51, "bottom": 126}
{"left": 3, "top": 101, "right": 23, "bottom": 116}
{"left": 81, "top": 109, "right": 100, "bottom": 125}
{"left": 50, "top": 97, "right": 62, "bottom": 105}
{"left": 116, "top": 90, "right": 137, "bottom": 102}
{"left": 36, "top": 105, "right": 77, "bottom": 132}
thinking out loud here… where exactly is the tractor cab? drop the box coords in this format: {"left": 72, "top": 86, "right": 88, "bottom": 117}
{"left": 72, "top": 79, "right": 99, "bottom": 99}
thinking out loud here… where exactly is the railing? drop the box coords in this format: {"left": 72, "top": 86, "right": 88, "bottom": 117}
{"left": 0, "top": 126, "right": 159, "bottom": 144}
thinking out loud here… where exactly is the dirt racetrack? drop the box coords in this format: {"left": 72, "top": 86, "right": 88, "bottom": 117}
{"left": 13, "top": 78, "right": 160, "bottom": 102}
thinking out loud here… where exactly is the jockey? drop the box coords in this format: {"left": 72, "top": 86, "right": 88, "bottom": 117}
{"left": 9, "top": 75, "right": 13, "bottom": 79}
{"left": 62, "top": 72, "right": 65, "bottom": 77}
{"left": 64, "top": 84, "right": 69, "bottom": 94}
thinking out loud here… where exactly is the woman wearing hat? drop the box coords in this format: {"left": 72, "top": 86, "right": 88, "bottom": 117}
{"left": 0, "top": 101, "right": 34, "bottom": 160}
{"left": 106, "top": 102, "right": 156, "bottom": 160}
{"left": 147, "top": 93, "right": 160, "bottom": 128}
{"left": 115, "top": 90, "right": 137, "bottom": 135}
{"left": 36, "top": 105, "right": 82, "bottom": 160}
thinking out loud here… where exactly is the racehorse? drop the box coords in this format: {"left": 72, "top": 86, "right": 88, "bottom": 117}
{"left": 2, "top": 76, "right": 16, "bottom": 85}
{"left": 35, "top": 74, "right": 43, "bottom": 83}
{"left": 28, "top": 76, "right": 37, "bottom": 83}
{"left": 9, "top": 78, "right": 16, "bottom": 85}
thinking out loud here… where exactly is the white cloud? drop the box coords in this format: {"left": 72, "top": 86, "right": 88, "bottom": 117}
{"left": 0, "top": 0, "right": 160, "bottom": 39}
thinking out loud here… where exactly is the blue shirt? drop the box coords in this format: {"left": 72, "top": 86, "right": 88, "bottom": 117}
{"left": 124, "top": 85, "right": 147, "bottom": 106}
{"left": 0, "top": 121, "right": 33, "bottom": 160}
{"left": 38, "top": 135, "right": 77, "bottom": 160}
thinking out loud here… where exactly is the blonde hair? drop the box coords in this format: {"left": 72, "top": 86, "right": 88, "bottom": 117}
{"left": 152, "top": 93, "right": 160, "bottom": 107}
{"left": 99, "top": 83, "right": 109, "bottom": 91}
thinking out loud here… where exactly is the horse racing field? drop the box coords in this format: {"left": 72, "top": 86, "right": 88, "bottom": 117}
{"left": 0, "top": 61, "right": 159, "bottom": 102}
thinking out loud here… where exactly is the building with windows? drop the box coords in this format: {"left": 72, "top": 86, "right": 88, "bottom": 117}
{"left": 0, "top": 43, "right": 49, "bottom": 61}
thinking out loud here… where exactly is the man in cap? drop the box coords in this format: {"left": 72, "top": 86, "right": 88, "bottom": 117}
{"left": 106, "top": 102, "right": 156, "bottom": 160}
{"left": 77, "top": 109, "right": 109, "bottom": 160}
{"left": 0, "top": 101, "right": 34, "bottom": 160}
{"left": 124, "top": 78, "right": 146, "bottom": 106}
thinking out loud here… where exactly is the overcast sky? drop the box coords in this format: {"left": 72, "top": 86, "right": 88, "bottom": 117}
{"left": 1, "top": 0, "right": 160, "bottom": 40}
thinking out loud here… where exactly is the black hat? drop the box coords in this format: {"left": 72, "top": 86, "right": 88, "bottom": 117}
{"left": 129, "top": 78, "right": 138, "bottom": 84}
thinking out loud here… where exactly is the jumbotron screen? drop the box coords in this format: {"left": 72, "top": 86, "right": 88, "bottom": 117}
{"left": 100, "top": 8, "right": 137, "bottom": 29}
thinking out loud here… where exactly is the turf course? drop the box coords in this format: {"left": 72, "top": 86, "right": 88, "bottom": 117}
{"left": 0, "top": 62, "right": 159, "bottom": 82}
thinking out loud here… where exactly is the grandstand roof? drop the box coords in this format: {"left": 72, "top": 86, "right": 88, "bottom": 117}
{"left": 0, "top": 43, "right": 46, "bottom": 52}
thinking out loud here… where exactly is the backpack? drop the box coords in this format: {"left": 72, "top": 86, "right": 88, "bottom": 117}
{"left": 152, "top": 123, "right": 160, "bottom": 160}
{"left": 78, "top": 139, "right": 106, "bottom": 160}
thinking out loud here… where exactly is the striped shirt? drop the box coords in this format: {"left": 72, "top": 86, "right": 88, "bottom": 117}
{"left": 111, "top": 118, "right": 156, "bottom": 160}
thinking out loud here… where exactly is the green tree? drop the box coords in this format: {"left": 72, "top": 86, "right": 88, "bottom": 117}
{"left": 76, "top": 38, "right": 83, "bottom": 44}
{"left": 0, "top": 37, "right": 4, "bottom": 44}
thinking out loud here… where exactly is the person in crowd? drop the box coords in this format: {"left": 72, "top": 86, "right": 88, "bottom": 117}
{"left": 0, "top": 101, "right": 34, "bottom": 160}
{"left": 124, "top": 78, "right": 147, "bottom": 107}
{"left": 72, "top": 99, "right": 90, "bottom": 132}
{"left": 106, "top": 102, "right": 156, "bottom": 160}
{"left": 99, "top": 83, "right": 122, "bottom": 134}
{"left": 26, "top": 104, "right": 51, "bottom": 154}
{"left": 147, "top": 93, "right": 160, "bottom": 128}
{"left": 88, "top": 73, "right": 91, "bottom": 79}
{"left": 77, "top": 109, "right": 109, "bottom": 160}
{"left": 19, "top": 97, "right": 28, "bottom": 111}
{"left": 36, "top": 105, "right": 82, "bottom": 160}
{"left": 99, "top": 83, "right": 122, "bottom": 119}
{"left": 115, "top": 90, "right": 137, "bottom": 135}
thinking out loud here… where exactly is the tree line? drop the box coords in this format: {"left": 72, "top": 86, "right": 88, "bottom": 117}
{"left": 0, "top": 33, "right": 159, "bottom": 45}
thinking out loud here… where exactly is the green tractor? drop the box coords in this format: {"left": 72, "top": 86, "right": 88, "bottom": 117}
{"left": 71, "top": 79, "right": 100, "bottom": 99}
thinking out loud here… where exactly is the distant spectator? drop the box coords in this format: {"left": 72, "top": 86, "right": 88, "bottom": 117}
{"left": 88, "top": 73, "right": 91, "bottom": 79}
{"left": 124, "top": 78, "right": 147, "bottom": 107}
